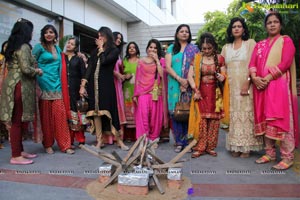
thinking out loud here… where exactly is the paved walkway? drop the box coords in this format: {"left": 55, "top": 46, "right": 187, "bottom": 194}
{"left": 0, "top": 127, "right": 299, "bottom": 200}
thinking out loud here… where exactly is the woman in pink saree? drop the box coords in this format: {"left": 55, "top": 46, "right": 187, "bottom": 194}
{"left": 133, "top": 39, "right": 168, "bottom": 144}
{"left": 249, "top": 12, "right": 298, "bottom": 170}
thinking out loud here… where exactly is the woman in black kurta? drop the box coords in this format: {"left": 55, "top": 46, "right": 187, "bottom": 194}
{"left": 61, "top": 36, "right": 86, "bottom": 146}
{"left": 79, "top": 27, "right": 128, "bottom": 150}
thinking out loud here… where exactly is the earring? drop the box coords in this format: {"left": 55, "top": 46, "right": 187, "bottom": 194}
{"left": 242, "top": 32, "right": 245, "bottom": 36}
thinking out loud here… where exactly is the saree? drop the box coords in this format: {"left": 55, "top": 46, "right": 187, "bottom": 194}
{"left": 249, "top": 35, "right": 298, "bottom": 147}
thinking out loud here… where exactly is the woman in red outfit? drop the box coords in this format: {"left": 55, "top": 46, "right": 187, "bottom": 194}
{"left": 188, "top": 32, "right": 226, "bottom": 158}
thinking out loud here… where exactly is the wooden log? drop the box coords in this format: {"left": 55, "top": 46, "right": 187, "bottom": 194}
{"left": 112, "top": 151, "right": 122, "bottom": 163}
{"left": 103, "top": 166, "right": 123, "bottom": 188}
{"left": 81, "top": 145, "right": 116, "bottom": 160}
{"left": 152, "top": 163, "right": 183, "bottom": 169}
{"left": 147, "top": 138, "right": 160, "bottom": 148}
{"left": 169, "top": 139, "right": 197, "bottom": 164}
{"left": 146, "top": 150, "right": 165, "bottom": 164}
{"left": 122, "top": 134, "right": 146, "bottom": 164}
{"left": 139, "top": 138, "right": 148, "bottom": 166}
{"left": 81, "top": 145, "right": 120, "bottom": 167}
{"left": 152, "top": 173, "right": 165, "bottom": 194}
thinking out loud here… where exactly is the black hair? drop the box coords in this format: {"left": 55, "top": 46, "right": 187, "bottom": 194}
{"left": 125, "top": 41, "right": 140, "bottom": 59}
{"left": 226, "top": 17, "right": 250, "bottom": 43}
{"left": 113, "top": 31, "right": 124, "bottom": 53}
{"left": 67, "top": 36, "right": 80, "bottom": 53}
{"left": 40, "top": 24, "right": 58, "bottom": 52}
{"left": 5, "top": 18, "right": 34, "bottom": 62}
{"left": 264, "top": 12, "right": 283, "bottom": 27}
{"left": 40, "top": 24, "right": 58, "bottom": 44}
{"left": 146, "top": 39, "right": 162, "bottom": 59}
{"left": 173, "top": 24, "right": 192, "bottom": 55}
{"left": 1, "top": 41, "right": 8, "bottom": 55}
{"left": 98, "top": 26, "right": 115, "bottom": 50}
{"left": 198, "top": 32, "right": 219, "bottom": 67}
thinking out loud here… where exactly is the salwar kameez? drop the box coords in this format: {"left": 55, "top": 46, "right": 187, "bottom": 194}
{"left": 221, "top": 39, "right": 263, "bottom": 153}
{"left": 249, "top": 35, "right": 298, "bottom": 160}
{"left": 134, "top": 60, "right": 166, "bottom": 141}
{"left": 192, "top": 54, "right": 225, "bottom": 154}
{"left": 167, "top": 44, "right": 199, "bottom": 147}
{"left": 32, "top": 43, "right": 72, "bottom": 152}
{"left": 123, "top": 58, "right": 138, "bottom": 141}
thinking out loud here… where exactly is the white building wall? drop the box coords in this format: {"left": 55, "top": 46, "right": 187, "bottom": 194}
{"left": 0, "top": 0, "right": 58, "bottom": 46}
{"left": 23, "top": 0, "right": 128, "bottom": 34}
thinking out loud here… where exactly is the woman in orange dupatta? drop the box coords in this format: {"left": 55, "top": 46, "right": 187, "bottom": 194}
{"left": 188, "top": 33, "right": 226, "bottom": 158}
{"left": 250, "top": 12, "right": 298, "bottom": 170}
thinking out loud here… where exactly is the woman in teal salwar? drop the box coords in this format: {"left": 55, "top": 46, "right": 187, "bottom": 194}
{"left": 165, "top": 24, "right": 199, "bottom": 152}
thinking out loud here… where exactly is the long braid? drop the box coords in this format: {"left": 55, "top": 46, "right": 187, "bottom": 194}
{"left": 213, "top": 49, "right": 219, "bottom": 72}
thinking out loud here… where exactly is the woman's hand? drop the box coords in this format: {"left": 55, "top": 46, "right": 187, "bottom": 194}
{"left": 178, "top": 77, "right": 189, "bottom": 89}
{"left": 35, "top": 68, "right": 43, "bottom": 76}
{"left": 149, "top": 52, "right": 159, "bottom": 64}
{"left": 215, "top": 72, "right": 225, "bottom": 82}
{"left": 124, "top": 73, "right": 133, "bottom": 80}
{"left": 193, "top": 90, "right": 202, "bottom": 101}
{"left": 240, "top": 80, "right": 250, "bottom": 96}
{"left": 115, "top": 72, "right": 125, "bottom": 81}
{"left": 252, "top": 76, "right": 268, "bottom": 90}
{"left": 79, "top": 87, "right": 87, "bottom": 97}
{"left": 133, "top": 97, "right": 138, "bottom": 104}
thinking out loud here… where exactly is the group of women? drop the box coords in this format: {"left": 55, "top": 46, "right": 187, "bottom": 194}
{"left": 152, "top": 12, "right": 297, "bottom": 171}
{"left": 0, "top": 12, "right": 298, "bottom": 170}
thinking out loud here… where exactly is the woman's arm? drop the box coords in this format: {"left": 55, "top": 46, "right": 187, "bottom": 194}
{"left": 266, "top": 37, "right": 295, "bottom": 81}
{"left": 99, "top": 48, "right": 119, "bottom": 66}
{"left": 18, "top": 44, "right": 42, "bottom": 77}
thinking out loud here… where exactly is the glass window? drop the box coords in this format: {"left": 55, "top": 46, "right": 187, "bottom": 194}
{"left": 152, "top": 0, "right": 161, "bottom": 8}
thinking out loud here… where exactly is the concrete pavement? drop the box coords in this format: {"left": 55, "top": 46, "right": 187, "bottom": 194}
{"left": 0, "top": 128, "right": 299, "bottom": 200}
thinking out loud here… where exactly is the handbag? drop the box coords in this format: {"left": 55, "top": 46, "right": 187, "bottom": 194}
{"left": 68, "top": 97, "right": 89, "bottom": 131}
{"left": 173, "top": 92, "right": 190, "bottom": 122}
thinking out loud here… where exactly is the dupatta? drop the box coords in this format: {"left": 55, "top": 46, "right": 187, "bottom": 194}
{"left": 188, "top": 53, "right": 201, "bottom": 140}
{"left": 265, "top": 36, "right": 298, "bottom": 147}
{"left": 61, "top": 53, "right": 71, "bottom": 118}
{"left": 181, "top": 44, "right": 200, "bottom": 101}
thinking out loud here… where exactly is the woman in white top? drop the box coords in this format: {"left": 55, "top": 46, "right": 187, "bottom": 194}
{"left": 221, "top": 17, "right": 263, "bottom": 158}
